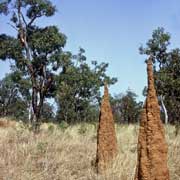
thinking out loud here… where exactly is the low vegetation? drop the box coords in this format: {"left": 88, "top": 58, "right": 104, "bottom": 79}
{"left": 0, "top": 118, "right": 179, "bottom": 180}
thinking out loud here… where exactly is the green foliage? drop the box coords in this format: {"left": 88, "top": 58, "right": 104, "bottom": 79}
{"left": 25, "top": 0, "right": 56, "bottom": 18}
{"left": 78, "top": 123, "right": 88, "bottom": 135}
{"left": 0, "top": 0, "right": 11, "bottom": 15}
{"left": 0, "top": 0, "right": 119, "bottom": 127}
{"left": 29, "top": 26, "right": 66, "bottom": 55}
{"left": 41, "top": 102, "right": 55, "bottom": 122}
{"left": 0, "top": 0, "right": 55, "bottom": 16}
{"left": 0, "top": 0, "right": 66, "bottom": 130}
{"left": 56, "top": 48, "right": 117, "bottom": 123}
{"left": 58, "top": 121, "right": 69, "bottom": 131}
{"left": 175, "top": 122, "right": 180, "bottom": 136}
{"left": 0, "top": 34, "right": 23, "bottom": 63}
{"left": 110, "top": 89, "right": 143, "bottom": 123}
{"left": 48, "top": 124, "right": 55, "bottom": 133}
{"left": 0, "top": 72, "right": 29, "bottom": 120}
{"left": 37, "top": 142, "right": 48, "bottom": 154}
{"left": 139, "top": 27, "right": 170, "bottom": 68}
{"left": 140, "top": 27, "right": 180, "bottom": 124}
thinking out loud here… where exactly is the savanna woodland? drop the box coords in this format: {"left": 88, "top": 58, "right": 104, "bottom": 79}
{"left": 0, "top": 0, "right": 179, "bottom": 180}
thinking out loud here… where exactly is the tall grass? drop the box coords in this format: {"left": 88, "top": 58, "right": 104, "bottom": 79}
{"left": 0, "top": 119, "right": 179, "bottom": 180}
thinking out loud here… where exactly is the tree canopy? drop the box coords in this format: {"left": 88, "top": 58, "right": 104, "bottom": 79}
{"left": 140, "top": 27, "right": 180, "bottom": 124}
{"left": 0, "top": 0, "right": 118, "bottom": 128}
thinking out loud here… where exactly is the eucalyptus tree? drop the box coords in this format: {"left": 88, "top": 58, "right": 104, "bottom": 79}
{"left": 0, "top": 71, "right": 30, "bottom": 120}
{"left": 0, "top": 0, "right": 66, "bottom": 131}
{"left": 140, "top": 27, "right": 180, "bottom": 124}
{"left": 110, "top": 89, "right": 142, "bottom": 123}
{"left": 56, "top": 48, "right": 117, "bottom": 123}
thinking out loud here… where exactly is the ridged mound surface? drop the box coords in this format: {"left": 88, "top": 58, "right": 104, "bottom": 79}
{"left": 96, "top": 84, "right": 118, "bottom": 173}
{"left": 135, "top": 58, "right": 170, "bottom": 180}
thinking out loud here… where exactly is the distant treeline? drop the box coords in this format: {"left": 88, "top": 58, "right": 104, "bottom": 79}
{"left": 0, "top": 1, "right": 180, "bottom": 128}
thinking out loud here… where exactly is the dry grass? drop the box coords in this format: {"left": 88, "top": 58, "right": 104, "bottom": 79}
{"left": 0, "top": 118, "right": 179, "bottom": 180}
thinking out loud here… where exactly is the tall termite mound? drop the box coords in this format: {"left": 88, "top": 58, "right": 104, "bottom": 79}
{"left": 96, "top": 84, "right": 118, "bottom": 173}
{"left": 135, "top": 58, "right": 169, "bottom": 180}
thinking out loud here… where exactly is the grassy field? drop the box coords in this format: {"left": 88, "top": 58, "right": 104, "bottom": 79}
{"left": 0, "top": 118, "right": 179, "bottom": 180}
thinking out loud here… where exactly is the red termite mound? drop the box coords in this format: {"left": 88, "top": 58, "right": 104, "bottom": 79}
{"left": 96, "top": 84, "right": 118, "bottom": 173}
{"left": 135, "top": 58, "right": 170, "bottom": 180}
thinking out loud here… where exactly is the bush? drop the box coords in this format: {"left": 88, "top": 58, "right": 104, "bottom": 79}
{"left": 78, "top": 123, "right": 88, "bottom": 135}
{"left": 48, "top": 124, "right": 55, "bottom": 133}
{"left": 58, "top": 121, "right": 69, "bottom": 132}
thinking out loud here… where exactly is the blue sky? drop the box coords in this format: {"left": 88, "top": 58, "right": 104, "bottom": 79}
{"left": 1, "top": 0, "right": 180, "bottom": 101}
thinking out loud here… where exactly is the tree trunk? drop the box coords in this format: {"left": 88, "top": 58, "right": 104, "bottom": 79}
{"left": 28, "top": 102, "right": 33, "bottom": 124}
{"left": 160, "top": 95, "right": 168, "bottom": 124}
{"left": 31, "top": 87, "right": 39, "bottom": 132}
{"left": 32, "top": 114, "right": 39, "bottom": 132}
{"left": 32, "top": 105, "right": 41, "bottom": 133}
{"left": 31, "top": 86, "right": 45, "bottom": 133}
{"left": 17, "top": 0, "right": 50, "bottom": 132}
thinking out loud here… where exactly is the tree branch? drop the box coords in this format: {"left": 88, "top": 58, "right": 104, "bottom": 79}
{"left": 7, "top": 22, "right": 18, "bottom": 31}
{"left": 28, "top": 14, "right": 42, "bottom": 27}
{"left": 20, "top": 12, "right": 27, "bottom": 27}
